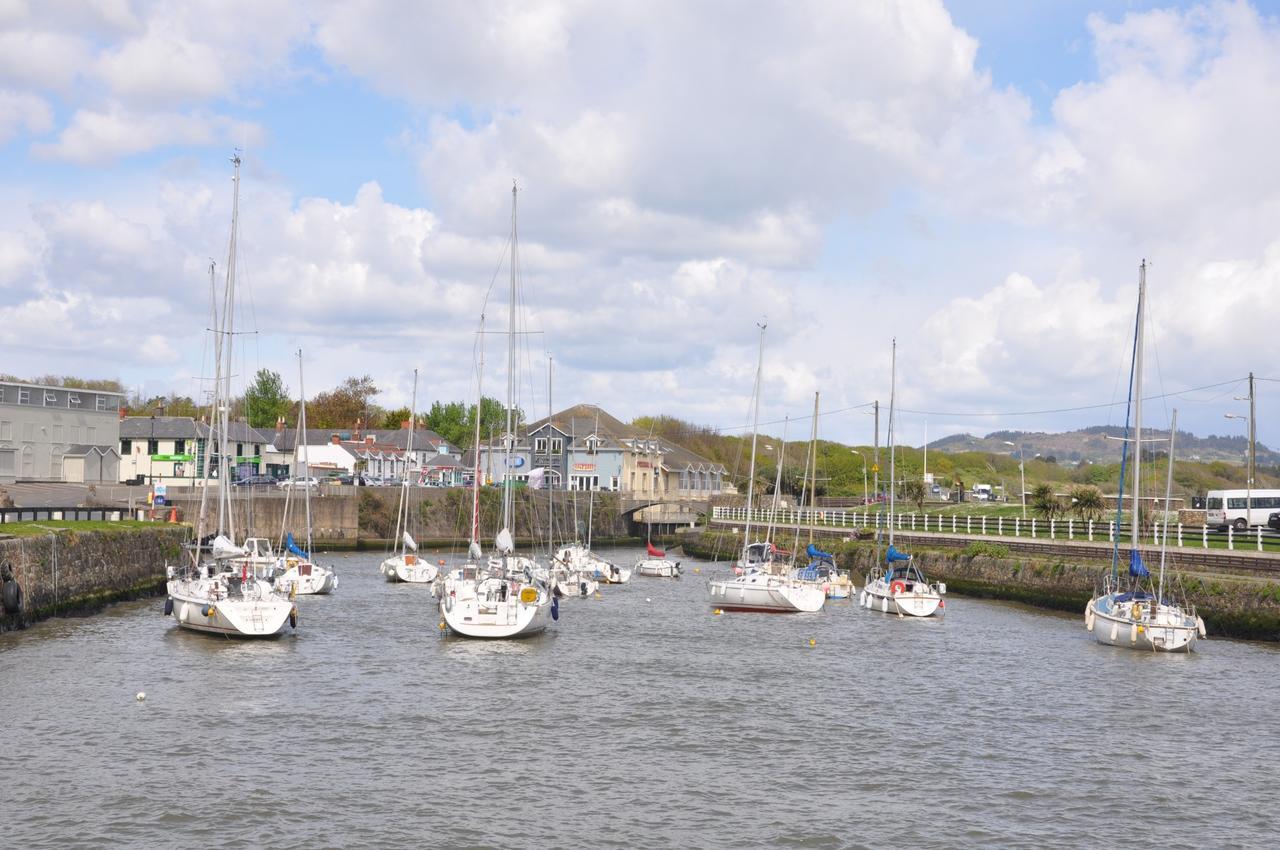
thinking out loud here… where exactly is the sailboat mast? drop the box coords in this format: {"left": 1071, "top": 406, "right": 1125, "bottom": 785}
{"left": 741, "top": 321, "right": 766, "bottom": 558}
{"left": 471, "top": 315, "right": 485, "bottom": 551}
{"left": 1132, "top": 261, "right": 1146, "bottom": 551}
{"left": 888, "top": 339, "right": 897, "bottom": 550}
{"left": 502, "top": 181, "right": 518, "bottom": 540}
{"left": 394, "top": 370, "right": 418, "bottom": 554}
{"left": 547, "top": 354, "right": 553, "bottom": 558}
{"left": 194, "top": 260, "right": 218, "bottom": 565}
{"left": 298, "top": 349, "right": 312, "bottom": 556}
{"left": 766, "top": 416, "right": 789, "bottom": 546}
{"left": 1158, "top": 409, "right": 1178, "bottom": 603}
{"left": 807, "top": 392, "right": 820, "bottom": 546}
{"left": 220, "top": 153, "right": 241, "bottom": 542}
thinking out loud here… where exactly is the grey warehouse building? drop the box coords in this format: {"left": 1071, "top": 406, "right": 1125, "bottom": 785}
{"left": 0, "top": 380, "right": 124, "bottom": 483}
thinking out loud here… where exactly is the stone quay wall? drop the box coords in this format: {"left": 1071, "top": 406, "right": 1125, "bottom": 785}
{"left": 0, "top": 526, "right": 186, "bottom": 633}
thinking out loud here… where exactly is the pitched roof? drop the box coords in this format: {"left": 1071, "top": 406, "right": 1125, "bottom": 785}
{"left": 120, "top": 416, "right": 200, "bottom": 440}
{"left": 63, "top": 444, "right": 120, "bottom": 457}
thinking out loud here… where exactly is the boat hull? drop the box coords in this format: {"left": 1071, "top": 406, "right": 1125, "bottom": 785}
{"left": 634, "top": 558, "right": 680, "bottom": 578}
{"left": 860, "top": 581, "right": 943, "bottom": 618}
{"left": 439, "top": 574, "right": 551, "bottom": 638}
{"left": 167, "top": 578, "right": 293, "bottom": 637}
{"left": 273, "top": 561, "right": 338, "bottom": 595}
{"left": 708, "top": 573, "right": 825, "bottom": 613}
{"left": 1086, "top": 595, "right": 1200, "bottom": 652}
{"left": 381, "top": 555, "right": 438, "bottom": 584}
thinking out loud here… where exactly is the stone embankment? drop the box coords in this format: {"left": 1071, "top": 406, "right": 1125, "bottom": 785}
{"left": 0, "top": 526, "right": 186, "bottom": 633}
{"left": 680, "top": 531, "right": 1280, "bottom": 641}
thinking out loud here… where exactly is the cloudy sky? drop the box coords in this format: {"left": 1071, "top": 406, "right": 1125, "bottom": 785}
{"left": 1, "top": 0, "right": 1278, "bottom": 449}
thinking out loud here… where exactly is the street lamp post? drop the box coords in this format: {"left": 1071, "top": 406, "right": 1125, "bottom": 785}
{"left": 1225, "top": 412, "right": 1252, "bottom": 528}
{"left": 851, "top": 450, "right": 869, "bottom": 507}
{"left": 1002, "top": 440, "right": 1027, "bottom": 521}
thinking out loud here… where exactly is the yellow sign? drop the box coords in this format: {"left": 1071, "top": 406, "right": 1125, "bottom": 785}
{"left": 871, "top": 464, "right": 879, "bottom": 473}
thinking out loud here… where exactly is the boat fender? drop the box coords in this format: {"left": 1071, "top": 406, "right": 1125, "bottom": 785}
{"left": 579, "top": 581, "right": 588, "bottom": 598}
{"left": 1130, "top": 623, "right": 1138, "bottom": 643}
{"left": 201, "top": 604, "right": 214, "bottom": 617}
{"left": 880, "top": 597, "right": 888, "bottom": 613}
{"left": 551, "top": 597, "right": 559, "bottom": 621}
{"left": 163, "top": 597, "right": 174, "bottom": 616}
{"left": 289, "top": 606, "right": 298, "bottom": 629}
{"left": 1196, "top": 617, "right": 1206, "bottom": 638}
{"left": 1109, "top": 622, "right": 1118, "bottom": 642}
{"left": 1085, "top": 607, "right": 1094, "bottom": 632}
{"left": 889, "top": 580, "right": 906, "bottom": 595}
{"left": 2, "top": 568, "right": 23, "bottom": 614}
{"left": 443, "top": 592, "right": 454, "bottom": 613}
{"left": 939, "top": 599, "right": 945, "bottom": 610}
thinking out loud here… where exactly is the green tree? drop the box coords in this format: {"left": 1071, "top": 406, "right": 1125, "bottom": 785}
{"left": 425, "top": 396, "right": 519, "bottom": 447}
{"left": 898, "top": 478, "right": 926, "bottom": 512}
{"left": 1030, "top": 483, "right": 1065, "bottom": 520}
{"left": 1069, "top": 485, "right": 1106, "bottom": 522}
{"left": 242, "top": 369, "right": 292, "bottom": 428}
{"left": 309, "top": 375, "right": 381, "bottom": 430}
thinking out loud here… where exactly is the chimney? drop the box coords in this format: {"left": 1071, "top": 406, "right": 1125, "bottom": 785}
{"left": 402, "top": 419, "right": 411, "bottom": 430}
{"left": 365, "top": 435, "right": 375, "bottom": 445}
{"left": 353, "top": 418, "right": 362, "bottom": 441}
{"left": 331, "top": 434, "right": 340, "bottom": 445}
{"left": 276, "top": 416, "right": 285, "bottom": 435}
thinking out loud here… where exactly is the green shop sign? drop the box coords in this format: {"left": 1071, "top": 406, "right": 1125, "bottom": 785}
{"left": 150, "top": 454, "right": 194, "bottom": 462}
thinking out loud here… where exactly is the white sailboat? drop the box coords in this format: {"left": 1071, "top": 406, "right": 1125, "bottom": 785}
{"left": 380, "top": 369, "right": 438, "bottom": 584}
{"left": 708, "top": 322, "right": 825, "bottom": 614}
{"left": 635, "top": 540, "right": 681, "bottom": 578}
{"left": 860, "top": 340, "right": 945, "bottom": 618}
{"left": 788, "top": 392, "right": 854, "bottom": 599}
{"left": 1085, "top": 263, "right": 1203, "bottom": 651}
{"left": 272, "top": 350, "right": 338, "bottom": 595}
{"left": 165, "top": 154, "right": 295, "bottom": 637}
{"left": 439, "top": 182, "right": 554, "bottom": 638}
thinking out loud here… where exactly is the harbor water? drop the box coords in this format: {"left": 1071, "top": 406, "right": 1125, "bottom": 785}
{"left": 2, "top": 546, "right": 1278, "bottom": 849}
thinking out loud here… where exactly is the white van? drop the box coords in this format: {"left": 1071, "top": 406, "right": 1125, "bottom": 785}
{"left": 1205, "top": 489, "right": 1280, "bottom": 530}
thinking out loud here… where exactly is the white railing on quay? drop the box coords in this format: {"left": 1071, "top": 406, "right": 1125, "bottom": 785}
{"left": 708, "top": 506, "right": 1279, "bottom": 554}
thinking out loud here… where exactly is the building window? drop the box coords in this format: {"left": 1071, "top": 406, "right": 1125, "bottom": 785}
{"left": 69, "top": 426, "right": 79, "bottom": 443}
{"left": 95, "top": 396, "right": 108, "bottom": 411}
{"left": 175, "top": 439, "right": 186, "bottom": 454}
{"left": 609, "top": 476, "right": 619, "bottom": 491}
{"left": 534, "top": 437, "right": 547, "bottom": 453}
{"left": 86, "top": 426, "right": 95, "bottom": 442}
{"left": 0, "top": 388, "right": 5, "bottom": 403}
{"left": 147, "top": 439, "right": 159, "bottom": 454}
{"left": 44, "top": 391, "right": 57, "bottom": 406}
{"left": 237, "top": 443, "right": 244, "bottom": 457}
{"left": 53, "top": 425, "right": 64, "bottom": 442}
{"left": 121, "top": 439, "right": 132, "bottom": 454}
{"left": 0, "top": 421, "right": 9, "bottom": 440}
{"left": 22, "top": 422, "right": 33, "bottom": 441}
{"left": 550, "top": 438, "right": 563, "bottom": 453}
{"left": 69, "top": 394, "right": 80, "bottom": 407}
{"left": 19, "top": 388, "right": 30, "bottom": 404}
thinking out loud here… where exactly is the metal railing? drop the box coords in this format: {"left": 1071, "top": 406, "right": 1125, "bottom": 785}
{"left": 0, "top": 506, "right": 126, "bottom": 523}
{"left": 710, "top": 506, "right": 1280, "bottom": 555}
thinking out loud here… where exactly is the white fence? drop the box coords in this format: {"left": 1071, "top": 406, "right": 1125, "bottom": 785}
{"left": 709, "top": 506, "right": 1277, "bottom": 553}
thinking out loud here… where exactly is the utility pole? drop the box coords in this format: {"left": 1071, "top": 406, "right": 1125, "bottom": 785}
{"left": 873, "top": 399, "right": 880, "bottom": 502}
{"left": 1249, "top": 371, "right": 1257, "bottom": 493}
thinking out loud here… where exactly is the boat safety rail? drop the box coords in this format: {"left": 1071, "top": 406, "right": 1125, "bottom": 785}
{"left": 710, "top": 506, "right": 1280, "bottom": 556}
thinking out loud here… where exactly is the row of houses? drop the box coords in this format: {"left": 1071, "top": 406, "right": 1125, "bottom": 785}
{"left": 1, "top": 379, "right": 730, "bottom": 500}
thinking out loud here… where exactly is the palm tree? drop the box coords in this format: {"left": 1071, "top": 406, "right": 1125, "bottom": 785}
{"left": 899, "top": 478, "right": 926, "bottom": 512}
{"left": 1030, "top": 483, "right": 1064, "bottom": 521}
{"left": 1069, "top": 485, "right": 1105, "bottom": 522}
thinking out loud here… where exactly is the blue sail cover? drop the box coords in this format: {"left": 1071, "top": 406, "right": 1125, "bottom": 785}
{"left": 806, "top": 543, "right": 833, "bottom": 560}
{"left": 285, "top": 532, "right": 310, "bottom": 560}
{"left": 886, "top": 545, "right": 911, "bottom": 563}
{"left": 1129, "top": 550, "right": 1150, "bottom": 578}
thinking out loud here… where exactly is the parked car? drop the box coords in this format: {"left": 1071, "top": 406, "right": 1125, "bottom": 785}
{"left": 233, "top": 474, "right": 275, "bottom": 487}
{"left": 278, "top": 476, "right": 319, "bottom": 490}
{"left": 1270, "top": 512, "right": 1280, "bottom": 532}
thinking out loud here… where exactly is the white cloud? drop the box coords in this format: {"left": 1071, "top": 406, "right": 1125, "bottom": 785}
{"left": 0, "top": 89, "right": 53, "bottom": 142}
{"left": 31, "top": 104, "right": 264, "bottom": 164}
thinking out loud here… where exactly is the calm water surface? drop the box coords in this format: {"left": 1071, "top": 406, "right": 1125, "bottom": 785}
{"left": 3, "top": 546, "right": 1278, "bottom": 849}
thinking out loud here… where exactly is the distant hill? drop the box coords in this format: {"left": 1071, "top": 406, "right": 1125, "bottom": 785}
{"left": 931, "top": 427, "right": 1277, "bottom": 466}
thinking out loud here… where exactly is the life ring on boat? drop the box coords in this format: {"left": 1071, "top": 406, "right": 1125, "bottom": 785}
{"left": 889, "top": 580, "right": 906, "bottom": 595}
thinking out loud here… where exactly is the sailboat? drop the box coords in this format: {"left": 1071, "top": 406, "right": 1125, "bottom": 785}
{"left": 438, "top": 182, "right": 554, "bottom": 638}
{"left": 708, "top": 322, "right": 825, "bottom": 614}
{"left": 787, "top": 392, "right": 853, "bottom": 599}
{"left": 635, "top": 540, "right": 681, "bottom": 578}
{"left": 1085, "top": 262, "right": 1203, "bottom": 651}
{"left": 860, "top": 340, "right": 945, "bottom": 617}
{"left": 165, "top": 154, "right": 296, "bottom": 637}
{"left": 380, "top": 369, "right": 438, "bottom": 584}
{"left": 272, "top": 350, "right": 338, "bottom": 595}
